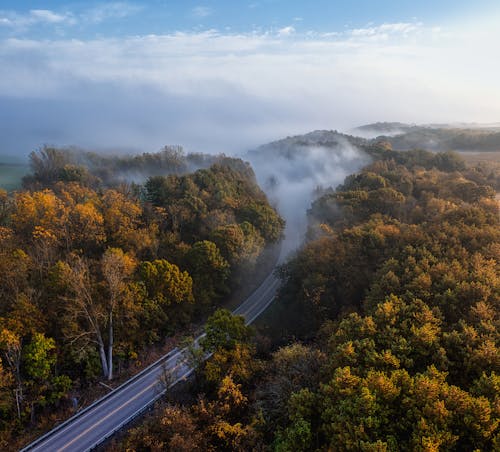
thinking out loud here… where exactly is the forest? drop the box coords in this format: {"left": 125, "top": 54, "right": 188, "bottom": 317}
{"left": 355, "top": 123, "right": 500, "bottom": 152}
{"left": 0, "top": 146, "right": 284, "bottom": 448}
{"left": 0, "top": 140, "right": 498, "bottom": 451}
{"left": 112, "top": 143, "right": 499, "bottom": 451}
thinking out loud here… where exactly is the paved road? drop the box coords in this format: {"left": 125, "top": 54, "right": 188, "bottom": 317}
{"left": 21, "top": 261, "right": 282, "bottom": 452}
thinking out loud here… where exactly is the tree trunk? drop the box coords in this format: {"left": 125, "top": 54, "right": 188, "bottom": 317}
{"left": 96, "top": 331, "right": 108, "bottom": 378}
{"left": 107, "top": 311, "right": 113, "bottom": 380}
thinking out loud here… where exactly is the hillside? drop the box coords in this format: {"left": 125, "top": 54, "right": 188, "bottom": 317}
{"left": 352, "top": 122, "right": 500, "bottom": 151}
{"left": 114, "top": 143, "right": 500, "bottom": 451}
{"left": 0, "top": 146, "right": 284, "bottom": 449}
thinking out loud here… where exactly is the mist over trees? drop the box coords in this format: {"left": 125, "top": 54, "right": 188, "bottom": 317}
{"left": 268, "top": 145, "right": 499, "bottom": 449}
{"left": 353, "top": 122, "right": 500, "bottom": 152}
{"left": 116, "top": 143, "right": 500, "bottom": 451}
{"left": 2, "top": 133, "right": 499, "bottom": 450}
{"left": 0, "top": 146, "right": 284, "bottom": 447}
{"left": 22, "top": 145, "right": 222, "bottom": 189}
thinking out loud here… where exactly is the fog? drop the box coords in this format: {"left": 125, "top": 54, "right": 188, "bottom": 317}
{"left": 245, "top": 133, "right": 371, "bottom": 255}
{"left": 2, "top": 15, "right": 500, "bottom": 158}
{"left": 0, "top": 83, "right": 305, "bottom": 158}
{"left": 2, "top": 15, "right": 499, "bottom": 253}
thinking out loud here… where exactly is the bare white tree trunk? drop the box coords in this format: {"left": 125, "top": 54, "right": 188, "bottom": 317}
{"left": 96, "top": 330, "right": 109, "bottom": 378}
{"left": 101, "top": 248, "right": 136, "bottom": 381}
{"left": 107, "top": 311, "right": 113, "bottom": 380}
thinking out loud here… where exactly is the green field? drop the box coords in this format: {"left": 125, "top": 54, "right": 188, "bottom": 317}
{"left": 0, "top": 163, "right": 29, "bottom": 191}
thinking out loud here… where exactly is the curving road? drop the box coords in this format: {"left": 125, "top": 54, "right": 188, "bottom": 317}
{"left": 21, "top": 259, "right": 282, "bottom": 452}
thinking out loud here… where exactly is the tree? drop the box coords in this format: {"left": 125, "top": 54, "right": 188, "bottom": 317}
{"left": 0, "top": 357, "right": 14, "bottom": 424}
{"left": 58, "top": 256, "right": 109, "bottom": 378}
{"left": 101, "top": 248, "right": 136, "bottom": 380}
{"left": 0, "top": 328, "right": 22, "bottom": 418}
{"left": 22, "top": 333, "right": 71, "bottom": 420}
{"left": 137, "top": 259, "right": 194, "bottom": 339}
{"left": 201, "top": 309, "right": 252, "bottom": 353}
{"left": 101, "top": 190, "right": 157, "bottom": 256}
{"left": 185, "top": 240, "right": 230, "bottom": 307}
{"left": 0, "top": 190, "right": 11, "bottom": 226}
{"left": 12, "top": 189, "right": 66, "bottom": 248}
{"left": 203, "top": 343, "right": 257, "bottom": 385}
{"left": 255, "top": 344, "right": 325, "bottom": 434}
{"left": 25, "top": 147, "right": 71, "bottom": 187}
{"left": 210, "top": 222, "right": 264, "bottom": 267}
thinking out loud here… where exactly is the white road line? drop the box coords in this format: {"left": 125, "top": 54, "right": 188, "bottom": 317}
{"left": 23, "top": 250, "right": 284, "bottom": 452}
{"left": 28, "top": 350, "right": 184, "bottom": 451}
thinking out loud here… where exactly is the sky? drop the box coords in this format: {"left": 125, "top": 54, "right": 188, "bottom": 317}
{"left": 1, "top": 0, "right": 500, "bottom": 156}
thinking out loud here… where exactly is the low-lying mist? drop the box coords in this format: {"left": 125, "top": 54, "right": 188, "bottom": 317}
{"left": 17, "top": 129, "right": 372, "bottom": 256}
{"left": 245, "top": 131, "right": 371, "bottom": 256}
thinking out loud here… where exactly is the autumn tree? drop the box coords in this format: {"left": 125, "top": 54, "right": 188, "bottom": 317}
{"left": 101, "top": 248, "right": 137, "bottom": 380}
{"left": 137, "top": 259, "right": 194, "bottom": 340}
{"left": 185, "top": 240, "right": 230, "bottom": 308}
{"left": 201, "top": 309, "right": 252, "bottom": 353}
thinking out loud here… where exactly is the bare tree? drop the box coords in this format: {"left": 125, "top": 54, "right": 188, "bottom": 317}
{"left": 63, "top": 249, "right": 136, "bottom": 380}
{"left": 101, "top": 248, "right": 136, "bottom": 380}
{"left": 62, "top": 255, "right": 109, "bottom": 378}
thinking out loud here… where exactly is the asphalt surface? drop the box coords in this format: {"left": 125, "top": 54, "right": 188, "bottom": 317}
{"left": 21, "top": 265, "right": 281, "bottom": 452}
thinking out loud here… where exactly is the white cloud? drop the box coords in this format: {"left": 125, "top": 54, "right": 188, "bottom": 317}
{"left": 278, "top": 26, "right": 295, "bottom": 36}
{"left": 192, "top": 6, "right": 213, "bottom": 18}
{"left": 350, "top": 22, "right": 422, "bottom": 38}
{"left": 0, "top": 17, "right": 499, "bottom": 155}
{"left": 82, "top": 2, "right": 143, "bottom": 24}
{"left": 30, "top": 9, "right": 71, "bottom": 24}
{"left": 0, "top": 3, "right": 140, "bottom": 32}
{"left": 0, "top": 9, "right": 76, "bottom": 29}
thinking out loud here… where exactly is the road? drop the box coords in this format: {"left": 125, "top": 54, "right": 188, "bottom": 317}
{"left": 21, "top": 262, "right": 282, "bottom": 452}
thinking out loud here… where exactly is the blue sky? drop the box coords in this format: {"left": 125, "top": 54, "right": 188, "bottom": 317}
{"left": 0, "top": 1, "right": 498, "bottom": 38}
{"left": 1, "top": 1, "right": 499, "bottom": 156}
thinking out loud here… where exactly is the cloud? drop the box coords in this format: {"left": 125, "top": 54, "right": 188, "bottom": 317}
{"left": 0, "top": 16, "right": 499, "bottom": 157}
{"left": 30, "top": 10, "right": 71, "bottom": 24}
{"left": 247, "top": 137, "right": 371, "bottom": 254}
{"left": 0, "top": 3, "right": 141, "bottom": 32}
{"left": 278, "top": 26, "right": 295, "bottom": 36}
{"left": 191, "top": 6, "right": 213, "bottom": 18}
{"left": 0, "top": 9, "right": 76, "bottom": 29}
{"left": 350, "top": 22, "right": 422, "bottom": 38}
{"left": 82, "top": 2, "right": 143, "bottom": 24}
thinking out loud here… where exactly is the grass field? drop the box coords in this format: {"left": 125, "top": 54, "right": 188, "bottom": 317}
{"left": 0, "top": 163, "right": 29, "bottom": 191}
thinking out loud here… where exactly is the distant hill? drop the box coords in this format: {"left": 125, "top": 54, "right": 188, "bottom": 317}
{"left": 248, "top": 129, "right": 367, "bottom": 158}
{"left": 352, "top": 122, "right": 500, "bottom": 151}
{"left": 351, "top": 122, "right": 418, "bottom": 138}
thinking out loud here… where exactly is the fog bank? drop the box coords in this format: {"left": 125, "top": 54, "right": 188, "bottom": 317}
{"left": 246, "top": 132, "right": 370, "bottom": 255}
{"left": 2, "top": 15, "right": 500, "bottom": 157}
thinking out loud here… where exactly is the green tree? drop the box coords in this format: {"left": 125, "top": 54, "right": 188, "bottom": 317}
{"left": 185, "top": 240, "right": 230, "bottom": 307}
{"left": 201, "top": 309, "right": 252, "bottom": 352}
{"left": 137, "top": 259, "right": 194, "bottom": 338}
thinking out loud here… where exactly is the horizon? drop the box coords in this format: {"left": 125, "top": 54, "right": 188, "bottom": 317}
{"left": 1, "top": 1, "right": 500, "bottom": 156}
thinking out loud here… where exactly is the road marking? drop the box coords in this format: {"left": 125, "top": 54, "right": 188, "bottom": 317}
{"left": 26, "top": 255, "right": 284, "bottom": 451}
{"left": 29, "top": 351, "right": 184, "bottom": 451}
{"left": 57, "top": 358, "right": 189, "bottom": 451}
{"left": 57, "top": 378, "right": 157, "bottom": 451}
